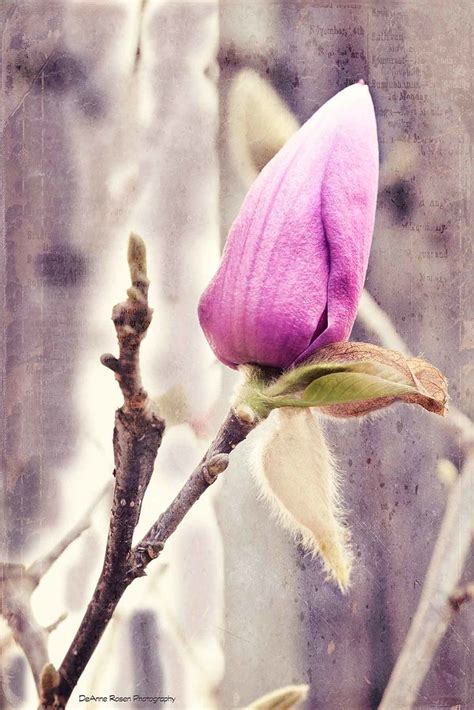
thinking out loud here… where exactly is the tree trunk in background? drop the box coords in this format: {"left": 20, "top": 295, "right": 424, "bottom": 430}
{"left": 2, "top": 0, "right": 80, "bottom": 554}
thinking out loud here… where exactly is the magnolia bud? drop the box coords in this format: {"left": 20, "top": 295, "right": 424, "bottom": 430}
{"left": 199, "top": 82, "right": 378, "bottom": 369}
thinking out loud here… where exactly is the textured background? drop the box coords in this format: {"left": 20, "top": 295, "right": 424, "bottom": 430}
{"left": 1, "top": 1, "right": 472, "bottom": 709}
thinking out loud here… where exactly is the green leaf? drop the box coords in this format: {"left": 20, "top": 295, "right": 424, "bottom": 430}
{"left": 301, "top": 371, "right": 418, "bottom": 406}
{"left": 237, "top": 343, "right": 447, "bottom": 420}
{"left": 266, "top": 359, "right": 413, "bottom": 397}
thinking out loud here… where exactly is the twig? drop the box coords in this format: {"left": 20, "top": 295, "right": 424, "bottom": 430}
{"left": 358, "top": 290, "right": 411, "bottom": 356}
{"left": 130, "top": 418, "right": 251, "bottom": 577}
{"left": 52, "top": 409, "right": 251, "bottom": 708}
{"left": 40, "top": 234, "right": 165, "bottom": 709}
{"left": 0, "top": 484, "right": 111, "bottom": 692}
{"left": 379, "top": 455, "right": 474, "bottom": 710}
{"left": 44, "top": 613, "right": 68, "bottom": 635}
{"left": 44, "top": 235, "right": 254, "bottom": 709}
{"left": 359, "top": 290, "right": 474, "bottom": 709}
{"left": 27, "top": 483, "right": 112, "bottom": 585}
{"left": 0, "top": 564, "right": 48, "bottom": 688}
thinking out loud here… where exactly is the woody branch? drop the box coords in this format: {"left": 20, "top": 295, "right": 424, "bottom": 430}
{"left": 41, "top": 235, "right": 253, "bottom": 709}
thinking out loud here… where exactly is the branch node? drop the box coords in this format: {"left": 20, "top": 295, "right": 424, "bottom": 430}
{"left": 207, "top": 453, "right": 230, "bottom": 477}
{"left": 449, "top": 582, "right": 474, "bottom": 611}
{"left": 147, "top": 542, "right": 164, "bottom": 559}
{"left": 202, "top": 453, "right": 230, "bottom": 483}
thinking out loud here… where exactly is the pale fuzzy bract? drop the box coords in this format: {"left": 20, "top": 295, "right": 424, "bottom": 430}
{"left": 243, "top": 683, "right": 309, "bottom": 710}
{"left": 248, "top": 407, "right": 353, "bottom": 591}
{"left": 228, "top": 69, "right": 300, "bottom": 185}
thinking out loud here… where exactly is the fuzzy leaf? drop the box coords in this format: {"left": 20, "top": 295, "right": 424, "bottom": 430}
{"left": 249, "top": 408, "right": 352, "bottom": 590}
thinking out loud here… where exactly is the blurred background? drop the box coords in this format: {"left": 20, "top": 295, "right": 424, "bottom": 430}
{"left": 1, "top": 1, "right": 472, "bottom": 708}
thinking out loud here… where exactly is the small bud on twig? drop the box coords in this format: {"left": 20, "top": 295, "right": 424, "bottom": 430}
{"left": 40, "top": 663, "right": 60, "bottom": 705}
{"left": 449, "top": 582, "right": 474, "bottom": 611}
{"left": 437, "top": 458, "right": 458, "bottom": 487}
{"left": 128, "top": 232, "right": 149, "bottom": 299}
{"left": 202, "top": 453, "right": 230, "bottom": 484}
{"left": 100, "top": 353, "right": 121, "bottom": 373}
{"left": 45, "top": 613, "right": 68, "bottom": 635}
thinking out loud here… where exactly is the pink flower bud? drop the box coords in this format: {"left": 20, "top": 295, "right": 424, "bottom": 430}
{"left": 199, "top": 82, "right": 379, "bottom": 369}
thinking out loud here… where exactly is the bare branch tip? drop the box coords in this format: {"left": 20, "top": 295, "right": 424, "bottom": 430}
{"left": 45, "top": 612, "right": 68, "bottom": 634}
{"left": 128, "top": 232, "right": 149, "bottom": 291}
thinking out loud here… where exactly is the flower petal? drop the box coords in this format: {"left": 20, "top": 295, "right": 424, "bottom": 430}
{"left": 296, "top": 85, "right": 379, "bottom": 361}
{"left": 199, "top": 82, "right": 379, "bottom": 369}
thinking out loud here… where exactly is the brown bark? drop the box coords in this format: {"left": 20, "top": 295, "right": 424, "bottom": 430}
{"left": 37, "top": 236, "right": 254, "bottom": 708}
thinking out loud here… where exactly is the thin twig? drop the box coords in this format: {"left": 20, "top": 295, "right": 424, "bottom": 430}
{"left": 0, "top": 564, "right": 48, "bottom": 689}
{"left": 0, "top": 484, "right": 112, "bottom": 692}
{"left": 358, "top": 290, "right": 411, "bottom": 356}
{"left": 359, "top": 290, "right": 474, "bottom": 709}
{"left": 40, "top": 234, "right": 165, "bottom": 710}
{"left": 130, "top": 418, "right": 251, "bottom": 577}
{"left": 27, "top": 483, "right": 112, "bottom": 586}
{"left": 44, "top": 613, "right": 68, "bottom": 635}
{"left": 52, "top": 410, "right": 251, "bottom": 709}
{"left": 379, "top": 456, "right": 474, "bottom": 710}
